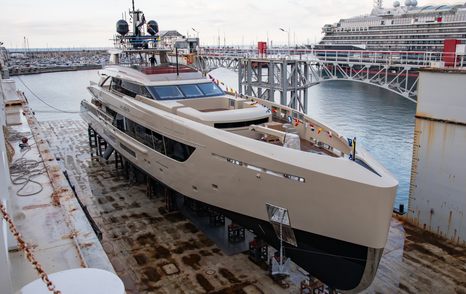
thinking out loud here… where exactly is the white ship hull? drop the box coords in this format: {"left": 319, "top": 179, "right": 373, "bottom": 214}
{"left": 80, "top": 76, "right": 397, "bottom": 291}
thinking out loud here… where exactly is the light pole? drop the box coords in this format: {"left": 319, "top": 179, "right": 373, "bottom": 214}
{"left": 279, "top": 28, "right": 290, "bottom": 54}
{"left": 191, "top": 28, "right": 200, "bottom": 39}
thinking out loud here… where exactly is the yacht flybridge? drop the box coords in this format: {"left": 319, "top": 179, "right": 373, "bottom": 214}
{"left": 80, "top": 2, "right": 398, "bottom": 292}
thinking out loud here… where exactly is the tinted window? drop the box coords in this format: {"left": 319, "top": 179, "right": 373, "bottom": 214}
{"left": 134, "top": 124, "right": 154, "bottom": 148}
{"left": 111, "top": 78, "right": 152, "bottom": 99}
{"left": 214, "top": 117, "right": 269, "bottom": 129}
{"left": 125, "top": 118, "right": 137, "bottom": 139}
{"left": 149, "top": 86, "right": 184, "bottom": 100}
{"left": 164, "top": 137, "right": 195, "bottom": 162}
{"left": 152, "top": 131, "right": 165, "bottom": 154}
{"left": 198, "top": 83, "right": 224, "bottom": 96}
{"left": 178, "top": 84, "right": 203, "bottom": 98}
{"left": 123, "top": 117, "right": 195, "bottom": 162}
{"left": 114, "top": 113, "right": 125, "bottom": 131}
{"left": 121, "top": 80, "right": 139, "bottom": 98}
{"left": 146, "top": 82, "right": 224, "bottom": 100}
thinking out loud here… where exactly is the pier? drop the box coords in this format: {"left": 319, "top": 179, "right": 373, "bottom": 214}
{"left": 193, "top": 47, "right": 466, "bottom": 109}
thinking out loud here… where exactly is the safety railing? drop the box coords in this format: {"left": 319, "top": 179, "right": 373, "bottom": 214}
{"left": 198, "top": 47, "right": 466, "bottom": 68}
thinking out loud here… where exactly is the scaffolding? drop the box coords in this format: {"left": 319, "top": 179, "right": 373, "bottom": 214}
{"left": 238, "top": 59, "right": 314, "bottom": 113}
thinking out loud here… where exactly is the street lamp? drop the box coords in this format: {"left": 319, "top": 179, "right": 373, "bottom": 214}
{"left": 191, "top": 28, "right": 200, "bottom": 39}
{"left": 279, "top": 28, "right": 290, "bottom": 49}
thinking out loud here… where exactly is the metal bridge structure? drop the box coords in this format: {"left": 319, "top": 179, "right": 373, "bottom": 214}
{"left": 193, "top": 48, "right": 465, "bottom": 113}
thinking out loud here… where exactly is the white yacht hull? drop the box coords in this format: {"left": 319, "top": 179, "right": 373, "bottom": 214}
{"left": 80, "top": 86, "right": 397, "bottom": 291}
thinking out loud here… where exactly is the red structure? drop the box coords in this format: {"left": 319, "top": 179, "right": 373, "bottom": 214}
{"left": 257, "top": 42, "right": 267, "bottom": 56}
{"left": 443, "top": 39, "right": 460, "bottom": 67}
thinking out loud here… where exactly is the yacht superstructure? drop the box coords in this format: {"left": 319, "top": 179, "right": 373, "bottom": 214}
{"left": 80, "top": 3, "right": 398, "bottom": 292}
{"left": 319, "top": 1, "right": 466, "bottom": 51}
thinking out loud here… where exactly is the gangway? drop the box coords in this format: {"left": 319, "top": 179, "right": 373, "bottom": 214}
{"left": 193, "top": 47, "right": 465, "bottom": 112}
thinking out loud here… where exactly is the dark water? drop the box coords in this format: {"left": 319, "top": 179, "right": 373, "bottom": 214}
{"left": 13, "top": 69, "right": 416, "bottom": 207}
{"left": 306, "top": 81, "right": 416, "bottom": 209}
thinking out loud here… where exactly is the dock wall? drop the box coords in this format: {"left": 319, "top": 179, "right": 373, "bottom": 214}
{"left": 407, "top": 68, "right": 466, "bottom": 245}
{"left": 8, "top": 64, "right": 103, "bottom": 76}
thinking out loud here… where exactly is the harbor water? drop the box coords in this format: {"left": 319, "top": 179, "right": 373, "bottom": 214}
{"left": 13, "top": 69, "right": 416, "bottom": 208}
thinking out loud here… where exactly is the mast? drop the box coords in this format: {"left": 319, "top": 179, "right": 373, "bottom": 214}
{"left": 374, "top": 0, "right": 383, "bottom": 8}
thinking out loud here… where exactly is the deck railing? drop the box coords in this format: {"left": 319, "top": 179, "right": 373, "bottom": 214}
{"left": 198, "top": 47, "right": 465, "bottom": 68}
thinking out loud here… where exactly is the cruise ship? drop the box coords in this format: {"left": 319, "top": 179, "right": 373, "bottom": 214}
{"left": 318, "top": 0, "right": 466, "bottom": 51}
{"left": 80, "top": 2, "right": 398, "bottom": 292}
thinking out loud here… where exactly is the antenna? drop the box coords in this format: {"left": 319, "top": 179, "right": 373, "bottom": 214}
{"left": 132, "top": 0, "right": 135, "bottom": 11}
{"left": 374, "top": 0, "right": 383, "bottom": 8}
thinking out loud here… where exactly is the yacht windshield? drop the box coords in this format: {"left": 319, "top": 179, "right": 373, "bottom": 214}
{"left": 179, "top": 84, "right": 204, "bottom": 98}
{"left": 147, "top": 82, "right": 224, "bottom": 100}
{"left": 150, "top": 86, "right": 184, "bottom": 100}
{"left": 198, "top": 83, "right": 224, "bottom": 96}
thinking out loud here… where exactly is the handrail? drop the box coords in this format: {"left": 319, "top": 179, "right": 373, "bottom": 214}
{"left": 197, "top": 47, "right": 465, "bottom": 68}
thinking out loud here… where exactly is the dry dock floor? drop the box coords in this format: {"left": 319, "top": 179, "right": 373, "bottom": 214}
{"left": 39, "top": 119, "right": 466, "bottom": 294}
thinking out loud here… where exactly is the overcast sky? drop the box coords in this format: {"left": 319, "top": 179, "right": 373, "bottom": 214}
{"left": 0, "top": 0, "right": 461, "bottom": 48}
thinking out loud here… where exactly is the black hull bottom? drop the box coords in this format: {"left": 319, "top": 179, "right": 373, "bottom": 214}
{"left": 200, "top": 202, "right": 380, "bottom": 291}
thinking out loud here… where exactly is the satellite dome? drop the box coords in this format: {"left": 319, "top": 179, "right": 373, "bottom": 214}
{"left": 404, "top": 0, "right": 412, "bottom": 6}
{"left": 411, "top": 0, "right": 418, "bottom": 6}
{"left": 393, "top": 1, "right": 400, "bottom": 7}
{"left": 147, "top": 20, "right": 159, "bottom": 36}
{"left": 116, "top": 19, "right": 129, "bottom": 36}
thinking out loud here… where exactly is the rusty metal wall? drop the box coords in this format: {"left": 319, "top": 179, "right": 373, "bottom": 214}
{"left": 407, "top": 69, "right": 466, "bottom": 245}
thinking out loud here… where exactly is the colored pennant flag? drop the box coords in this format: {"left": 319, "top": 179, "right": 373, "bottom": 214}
{"left": 318, "top": 128, "right": 322, "bottom": 134}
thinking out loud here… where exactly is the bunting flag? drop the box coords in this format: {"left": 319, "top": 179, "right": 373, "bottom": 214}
{"left": 287, "top": 116, "right": 292, "bottom": 123}
{"left": 272, "top": 108, "right": 277, "bottom": 113}
{"left": 294, "top": 119, "right": 300, "bottom": 127}
{"left": 310, "top": 127, "right": 315, "bottom": 132}
{"left": 208, "top": 74, "right": 213, "bottom": 80}
{"left": 328, "top": 131, "right": 333, "bottom": 138}
{"left": 318, "top": 128, "right": 322, "bottom": 134}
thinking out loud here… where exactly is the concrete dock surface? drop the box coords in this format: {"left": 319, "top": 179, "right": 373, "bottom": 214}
{"left": 5, "top": 111, "right": 113, "bottom": 292}
{"left": 38, "top": 119, "right": 466, "bottom": 294}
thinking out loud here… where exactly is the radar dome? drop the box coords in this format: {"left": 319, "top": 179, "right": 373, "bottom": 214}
{"left": 116, "top": 20, "right": 129, "bottom": 36}
{"left": 411, "top": 0, "right": 418, "bottom": 6}
{"left": 404, "top": 0, "right": 412, "bottom": 6}
{"left": 393, "top": 1, "right": 400, "bottom": 7}
{"left": 147, "top": 20, "right": 159, "bottom": 36}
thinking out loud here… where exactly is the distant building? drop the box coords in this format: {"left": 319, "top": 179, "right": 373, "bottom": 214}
{"left": 158, "top": 30, "right": 184, "bottom": 48}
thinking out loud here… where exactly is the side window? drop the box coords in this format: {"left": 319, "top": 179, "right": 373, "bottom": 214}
{"left": 121, "top": 80, "right": 138, "bottom": 98}
{"left": 111, "top": 78, "right": 123, "bottom": 93}
{"left": 122, "top": 117, "right": 194, "bottom": 161}
{"left": 125, "top": 118, "right": 137, "bottom": 139}
{"left": 114, "top": 113, "right": 125, "bottom": 131}
{"left": 134, "top": 123, "right": 154, "bottom": 149}
{"left": 139, "top": 87, "right": 153, "bottom": 99}
{"left": 152, "top": 131, "right": 165, "bottom": 154}
{"left": 164, "top": 137, "right": 195, "bottom": 162}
